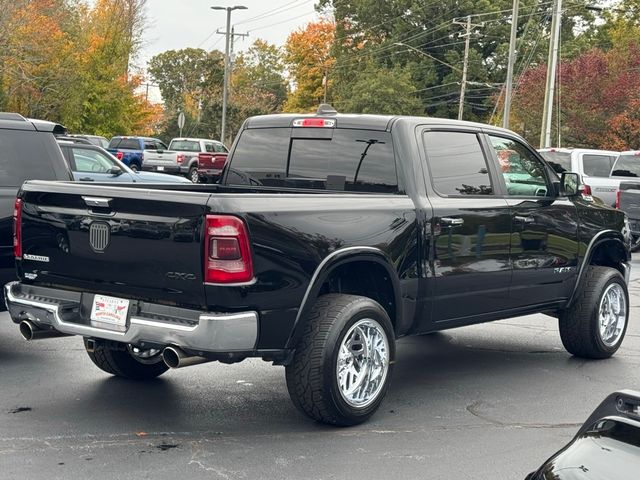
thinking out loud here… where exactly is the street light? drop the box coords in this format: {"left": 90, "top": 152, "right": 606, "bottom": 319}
{"left": 211, "top": 5, "right": 247, "bottom": 145}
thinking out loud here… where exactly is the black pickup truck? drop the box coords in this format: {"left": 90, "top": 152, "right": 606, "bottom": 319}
{"left": 5, "top": 107, "right": 632, "bottom": 425}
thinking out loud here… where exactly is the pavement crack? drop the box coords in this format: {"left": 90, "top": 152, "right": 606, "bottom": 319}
{"left": 466, "top": 401, "right": 582, "bottom": 430}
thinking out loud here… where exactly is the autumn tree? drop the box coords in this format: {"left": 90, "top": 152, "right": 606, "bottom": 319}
{"left": 283, "top": 20, "right": 335, "bottom": 112}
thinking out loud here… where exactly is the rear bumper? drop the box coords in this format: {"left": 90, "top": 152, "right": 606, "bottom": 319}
{"left": 4, "top": 282, "right": 258, "bottom": 353}
{"left": 142, "top": 164, "right": 182, "bottom": 175}
{"left": 197, "top": 168, "right": 222, "bottom": 179}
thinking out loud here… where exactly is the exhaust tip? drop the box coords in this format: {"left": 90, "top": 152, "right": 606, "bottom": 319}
{"left": 19, "top": 320, "right": 36, "bottom": 341}
{"left": 162, "top": 347, "right": 181, "bottom": 369}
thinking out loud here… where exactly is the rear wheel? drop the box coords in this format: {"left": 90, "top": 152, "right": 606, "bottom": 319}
{"left": 84, "top": 338, "right": 168, "bottom": 380}
{"left": 285, "top": 294, "right": 395, "bottom": 426}
{"left": 129, "top": 163, "right": 140, "bottom": 172}
{"left": 188, "top": 167, "right": 199, "bottom": 183}
{"left": 559, "top": 266, "right": 628, "bottom": 359}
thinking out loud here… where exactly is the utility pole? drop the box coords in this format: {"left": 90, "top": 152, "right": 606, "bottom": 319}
{"left": 454, "top": 16, "right": 484, "bottom": 120}
{"left": 227, "top": 26, "right": 249, "bottom": 103}
{"left": 503, "top": 0, "right": 519, "bottom": 129}
{"left": 540, "top": 0, "right": 563, "bottom": 148}
{"left": 211, "top": 5, "right": 247, "bottom": 145}
{"left": 323, "top": 66, "right": 328, "bottom": 103}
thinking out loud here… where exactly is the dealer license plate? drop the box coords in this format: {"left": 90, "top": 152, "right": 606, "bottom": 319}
{"left": 90, "top": 294, "right": 130, "bottom": 331}
{"left": 157, "top": 166, "right": 164, "bottom": 171}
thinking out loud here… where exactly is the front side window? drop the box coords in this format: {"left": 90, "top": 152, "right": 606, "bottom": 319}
{"left": 583, "top": 154, "right": 616, "bottom": 176}
{"left": 489, "top": 135, "right": 550, "bottom": 197}
{"left": 424, "top": 131, "right": 493, "bottom": 196}
{"left": 72, "top": 148, "right": 114, "bottom": 173}
{"left": 611, "top": 154, "right": 640, "bottom": 177}
{"left": 228, "top": 128, "right": 398, "bottom": 193}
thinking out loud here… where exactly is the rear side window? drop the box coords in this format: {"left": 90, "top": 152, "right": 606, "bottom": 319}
{"left": 144, "top": 141, "right": 157, "bottom": 150}
{"left": 170, "top": 140, "right": 200, "bottom": 152}
{"left": 583, "top": 154, "right": 616, "bottom": 176}
{"left": 423, "top": 131, "right": 493, "bottom": 196}
{"left": 204, "top": 143, "right": 215, "bottom": 153}
{"left": 227, "top": 128, "right": 398, "bottom": 193}
{"left": 108, "top": 138, "right": 140, "bottom": 150}
{"left": 611, "top": 155, "right": 640, "bottom": 177}
{"left": 215, "top": 143, "right": 228, "bottom": 153}
{"left": 539, "top": 151, "right": 571, "bottom": 174}
{"left": 0, "top": 130, "right": 59, "bottom": 186}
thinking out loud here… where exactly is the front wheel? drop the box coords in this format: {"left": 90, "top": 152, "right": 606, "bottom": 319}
{"left": 84, "top": 338, "right": 168, "bottom": 380}
{"left": 285, "top": 294, "right": 395, "bottom": 426}
{"left": 559, "top": 266, "right": 628, "bottom": 359}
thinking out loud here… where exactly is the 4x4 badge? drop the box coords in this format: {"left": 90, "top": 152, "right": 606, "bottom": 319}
{"left": 89, "top": 223, "right": 110, "bottom": 253}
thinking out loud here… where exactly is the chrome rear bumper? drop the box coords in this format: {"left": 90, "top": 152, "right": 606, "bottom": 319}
{"left": 4, "top": 282, "right": 258, "bottom": 353}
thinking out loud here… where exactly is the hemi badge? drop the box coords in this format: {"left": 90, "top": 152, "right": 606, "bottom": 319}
{"left": 24, "top": 254, "right": 50, "bottom": 263}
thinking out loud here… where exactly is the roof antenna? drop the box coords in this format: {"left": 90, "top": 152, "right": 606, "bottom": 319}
{"left": 317, "top": 104, "right": 338, "bottom": 115}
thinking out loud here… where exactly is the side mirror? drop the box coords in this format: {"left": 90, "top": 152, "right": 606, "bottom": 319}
{"left": 560, "top": 172, "right": 580, "bottom": 196}
{"left": 108, "top": 166, "right": 123, "bottom": 176}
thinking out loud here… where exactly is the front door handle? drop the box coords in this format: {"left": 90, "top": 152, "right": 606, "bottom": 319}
{"left": 514, "top": 215, "right": 535, "bottom": 224}
{"left": 79, "top": 177, "right": 95, "bottom": 182}
{"left": 441, "top": 217, "right": 464, "bottom": 226}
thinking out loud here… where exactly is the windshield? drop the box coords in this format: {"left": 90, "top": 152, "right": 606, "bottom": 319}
{"left": 169, "top": 140, "right": 200, "bottom": 152}
{"left": 539, "top": 151, "right": 571, "bottom": 174}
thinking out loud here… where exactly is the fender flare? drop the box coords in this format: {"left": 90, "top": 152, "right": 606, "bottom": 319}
{"left": 565, "top": 230, "right": 630, "bottom": 307}
{"left": 284, "top": 246, "right": 402, "bottom": 349}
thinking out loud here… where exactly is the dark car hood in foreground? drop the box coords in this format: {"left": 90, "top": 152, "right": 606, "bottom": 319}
{"left": 528, "top": 391, "right": 640, "bottom": 480}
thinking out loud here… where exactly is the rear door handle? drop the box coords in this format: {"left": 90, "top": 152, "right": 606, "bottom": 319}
{"left": 441, "top": 217, "right": 464, "bottom": 226}
{"left": 514, "top": 215, "right": 535, "bottom": 224}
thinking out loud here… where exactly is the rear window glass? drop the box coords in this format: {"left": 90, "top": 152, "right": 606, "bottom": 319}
{"left": 424, "top": 131, "right": 493, "bottom": 196}
{"left": 0, "top": 130, "right": 60, "bottom": 186}
{"left": 612, "top": 154, "right": 640, "bottom": 177}
{"left": 170, "top": 140, "right": 200, "bottom": 152}
{"left": 583, "top": 154, "right": 616, "bottom": 176}
{"left": 539, "top": 151, "right": 571, "bottom": 174}
{"left": 108, "top": 138, "right": 140, "bottom": 150}
{"left": 227, "top": 128, "right": 398, "bottom": 193}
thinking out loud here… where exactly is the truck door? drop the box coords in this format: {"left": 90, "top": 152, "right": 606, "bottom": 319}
{"left": 421, "top": 129, "right": 512, "bottom": 323}
{"left": 485, "top": 133, "right": 579, "bottom": 306}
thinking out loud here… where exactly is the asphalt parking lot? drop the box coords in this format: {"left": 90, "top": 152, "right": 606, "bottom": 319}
{"left": 1, "top": 258, "right": 639, "bottom": 480}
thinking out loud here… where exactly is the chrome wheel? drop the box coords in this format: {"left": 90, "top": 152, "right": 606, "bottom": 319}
{"left": 598, "top": 283, "right": 626, "bottom": 347}
{"left": 189, "top": 168, "right": 199, "bottom": 183}
{"left": 336, "top": 318, "right": 390, "bottom": 409}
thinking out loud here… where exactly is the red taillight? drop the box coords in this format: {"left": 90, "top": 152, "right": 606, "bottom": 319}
{"left": 292, "top": 118, "right": 335, "bottom": 128}
{"left": 177, "top": 153, "right": 185, "bottom": 165}
{"left": 204, "top": 215, "right": 253, "bottom": 283}
{"left": 116, "top": 151, "right": 124, "bottom": 160}
{"left": 616, "top": 190, "right": 621, "bottom": 209}
{"left": 580, "top": 184, "right": 592, "bottom": 196}
{"left": 13, "top": 198, "right": 22, "bottom": 259}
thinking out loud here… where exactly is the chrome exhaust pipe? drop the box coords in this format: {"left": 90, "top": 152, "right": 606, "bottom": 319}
{"left": 162, "top": 346, "right": 215, "bottom": 369}
{"left": 19, "top": 320, "right": 69, "bottom": 341}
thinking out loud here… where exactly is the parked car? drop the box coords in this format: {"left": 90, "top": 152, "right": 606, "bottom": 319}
{"left": 526, "top": 390, "right": 640, "bottom": 480}
{"left": 67, "top": 134, "right": 109, "bottom": 149}
{"left": 0, "top": 113, "right": 73, "bottom": 306}
{"left": 6, "top": 108, "right": 631, "bottom": 426}
{"left": 611, "top": 151, "right": 640, "bottom": 249}
{"left": 106, "top": 136, "right": 167, "bottom": 172}
{"left": 142, "top": 137, "right": 228, "bottom": 183}
{"left": 57, "top": 141, "right": 192, "bottom": 184}
{"left": 538, "top": 148, "right": 621, "bottom": 206}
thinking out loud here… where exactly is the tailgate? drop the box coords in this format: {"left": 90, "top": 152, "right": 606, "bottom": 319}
{"left": 18, "top": 181, "right": 211, "bottom": 307}
{"left": 198, "top": 152, "right": 228, "bottom": 170}
{"left": 144, "top": 150, "right": 179, "bottom": 167}
{"left": 619, "top": 182, "right": 640, "bottom": 227}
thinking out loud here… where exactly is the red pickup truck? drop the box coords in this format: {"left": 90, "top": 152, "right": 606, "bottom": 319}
{"left": 197, "top": 149, "right": 228, "bottom": 183}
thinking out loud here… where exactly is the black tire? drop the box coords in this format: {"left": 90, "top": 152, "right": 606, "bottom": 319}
{"left": 285, "top": 294, "right": 395, "bottom": 426}
{"left": 188, "top": 167, "right": 199, "bottom": 183}
{"left": 631, "top": 236, "right": 640, "bottom": 253}
{"left": 129, "top": 163, "right": 140, "bottom": 172}
{"left": 83, "top": 338, "right": 168, "bottom": 380}
{"left": 559, "top": 266, "right": 629, "bottom": 359}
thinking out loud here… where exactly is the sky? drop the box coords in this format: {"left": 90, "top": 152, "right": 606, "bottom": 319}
{"left": 138, "top": 0, "right": 322, "bottom": 68}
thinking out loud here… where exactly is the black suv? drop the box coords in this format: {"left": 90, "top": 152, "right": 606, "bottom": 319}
{"left": 0, "top": 113, "right": 72, "bottom": 303}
